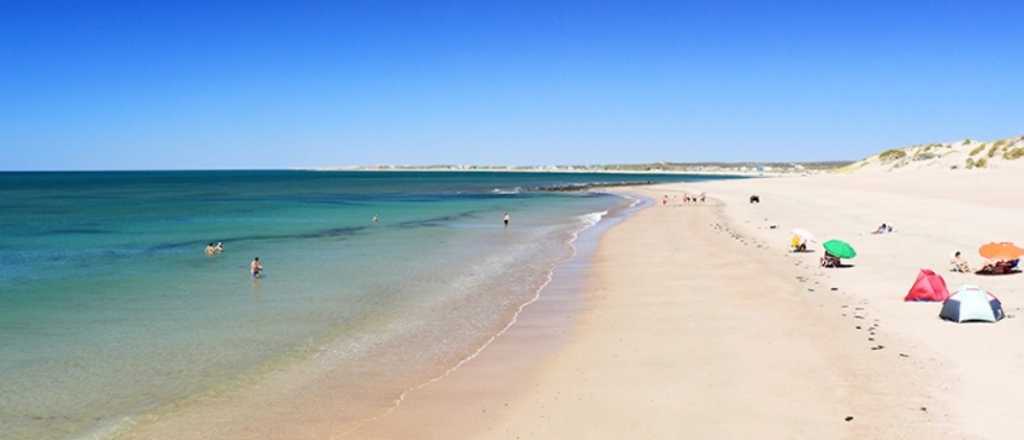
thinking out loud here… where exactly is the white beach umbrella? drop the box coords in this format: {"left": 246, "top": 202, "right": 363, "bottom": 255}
{"left": 791, "top": 228, "right": 817, "bottom": 243}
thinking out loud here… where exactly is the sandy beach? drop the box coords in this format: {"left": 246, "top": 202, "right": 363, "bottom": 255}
{"left": 103, "top": 167, "right": 1024, "bottom": 440}
{"left": 348, "top": 167, "right": 1024, "bottom": 439}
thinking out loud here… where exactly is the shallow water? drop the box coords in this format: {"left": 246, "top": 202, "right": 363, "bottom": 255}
{"left": 0, "top": 170, "right": 737, "bottom": 439}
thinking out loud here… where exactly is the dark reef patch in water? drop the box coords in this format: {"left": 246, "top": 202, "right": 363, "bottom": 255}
{"left": 45, "top": 228, "right": 112, "bottom": 235}
{"left": 533, "top": 181, "right": 657, "bottom": 192}
{"left": 395, "top": 210, "right": 482, "bottom": 229}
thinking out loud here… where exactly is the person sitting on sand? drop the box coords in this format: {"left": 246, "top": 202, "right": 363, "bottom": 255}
{"left": 791, "top": 237, "right": 807, "bottom": 252}
{"left": 250, "top": 257, "right": 263, "bottom": 278}
{"left": 820, "top": 252, "right": 840, "bottom": 268}
{"left": 872, "top": 223, "right": 888, "bottom": 234}
{"left": 950, "top": 251, "right": 971, "bottom": 273}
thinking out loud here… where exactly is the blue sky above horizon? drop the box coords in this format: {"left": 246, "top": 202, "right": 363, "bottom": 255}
{"left": 1, "top": 1, "right": 1022, "bottom": 170}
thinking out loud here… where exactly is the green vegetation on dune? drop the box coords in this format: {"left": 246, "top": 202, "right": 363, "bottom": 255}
{"left": 1005, "top": 147, "right": 1024, "bottom": 161}
{"left": 878, "top": 149, "right": 907, "bottom": 162}
{"left": 987, "top": 141, "right": 1005, "bottom": 158}
{"left": 857, "top": 135, "right": 1022, "bottom": 172}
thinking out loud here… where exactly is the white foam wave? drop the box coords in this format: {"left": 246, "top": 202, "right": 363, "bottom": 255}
{"left": 490, "top": 187, "right": 522, "bottom": 195}
{"left": 577, "top": 210, "right": 608, "bottom": 229}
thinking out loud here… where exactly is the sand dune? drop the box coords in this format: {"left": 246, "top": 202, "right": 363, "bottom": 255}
{"left": 845, "top": 134, "right": 1024, "bottom": 173}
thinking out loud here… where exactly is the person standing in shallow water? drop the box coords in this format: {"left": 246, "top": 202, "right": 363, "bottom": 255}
{"left": 503, "top": 212, "right": 510, "bottom": 228}
{"left": 250, "top": 257, "right": 263, "bottom": 278}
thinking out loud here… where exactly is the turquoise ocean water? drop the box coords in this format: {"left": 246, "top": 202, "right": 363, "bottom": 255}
{"left": 0, "top": 171, "right": 736, "bottom": 439}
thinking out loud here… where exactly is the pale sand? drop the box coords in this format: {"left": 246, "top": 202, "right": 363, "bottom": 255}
{"left": 676, "top": 169, "right": 1024, "bottom": 439}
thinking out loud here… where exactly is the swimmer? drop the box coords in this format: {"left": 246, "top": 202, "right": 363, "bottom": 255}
{"left": 372, "top": 214, "right": 379, "bottom": 224}
{"left": 205, "top": 242, "right": 216, "bottom": 256}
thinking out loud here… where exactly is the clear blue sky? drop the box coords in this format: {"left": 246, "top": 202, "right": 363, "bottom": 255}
{"left": 2, "top": 1, "right": 1022, "bottom": 170}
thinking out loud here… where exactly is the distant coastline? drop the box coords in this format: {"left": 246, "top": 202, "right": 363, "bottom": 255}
{"left": 304, "top": 161, "right": 851, "bottom": 177}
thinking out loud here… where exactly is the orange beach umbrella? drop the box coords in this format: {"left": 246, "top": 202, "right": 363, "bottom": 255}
{"left": 979, "top": 242, "right": 1024, "bottom": 261}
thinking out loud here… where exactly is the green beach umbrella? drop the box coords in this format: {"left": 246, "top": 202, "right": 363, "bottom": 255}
{"left": 823, "top": 239, "right": 857, "bottom": 259}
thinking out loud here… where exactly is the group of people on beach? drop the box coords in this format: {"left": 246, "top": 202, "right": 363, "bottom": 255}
{"left": 950, "top": 251, "right": 1020, "bottom": 275}
{"left": 662, "top": 193, "right": 706, "bottom": 206}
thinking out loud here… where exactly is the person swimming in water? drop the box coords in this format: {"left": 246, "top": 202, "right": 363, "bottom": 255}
{"left": 206, "top": 242, "right": 224, "bottom": 256}
{"left": 503, "top": 212, "right": 510, "bottom": 227}
{"left": 250, "top": 257, "right": 263, "bottom": 278}
{"left": 372, "top": 214, "right": 379, "bottom": 224}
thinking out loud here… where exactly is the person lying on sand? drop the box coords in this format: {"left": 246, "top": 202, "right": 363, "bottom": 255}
{"left": 820, "top": 252, "right": 840, "bottom": 268}
{"left": 872, "top": 223, "right": 893, "bottom": 234}
{"left": 950, "top": 251, "right": 971, "bottom": 273}
{"left": 978, "top": 259, "right": 1019, "bottom": 275}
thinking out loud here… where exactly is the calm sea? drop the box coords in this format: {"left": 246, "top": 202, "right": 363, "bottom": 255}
{"left": 0, "top": 170, "right": 738, "bottom": 439}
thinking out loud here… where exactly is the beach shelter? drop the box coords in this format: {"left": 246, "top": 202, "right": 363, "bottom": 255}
{"left": 904, "top": 269, "right": 950, "bottom": 302}
{"left": 940, "top": 285, "right": 1005, "bottom": 323}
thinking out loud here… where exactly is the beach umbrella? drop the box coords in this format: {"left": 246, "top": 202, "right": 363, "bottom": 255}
{"left": 823, "top": 239, "right": 856, "bottom": 259}
{"left": 940, "top": 285, "right": 1005, "bottom": 323}
{"left": 791, "top": 228, "right": 816, "bottom": 243}
{"left": 979, "top": 242, "right": 1024, "bottom": 261}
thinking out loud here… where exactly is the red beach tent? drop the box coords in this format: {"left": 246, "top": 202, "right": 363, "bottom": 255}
{"left": 904, "top": 269, "right": 950, "bottom": 302}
